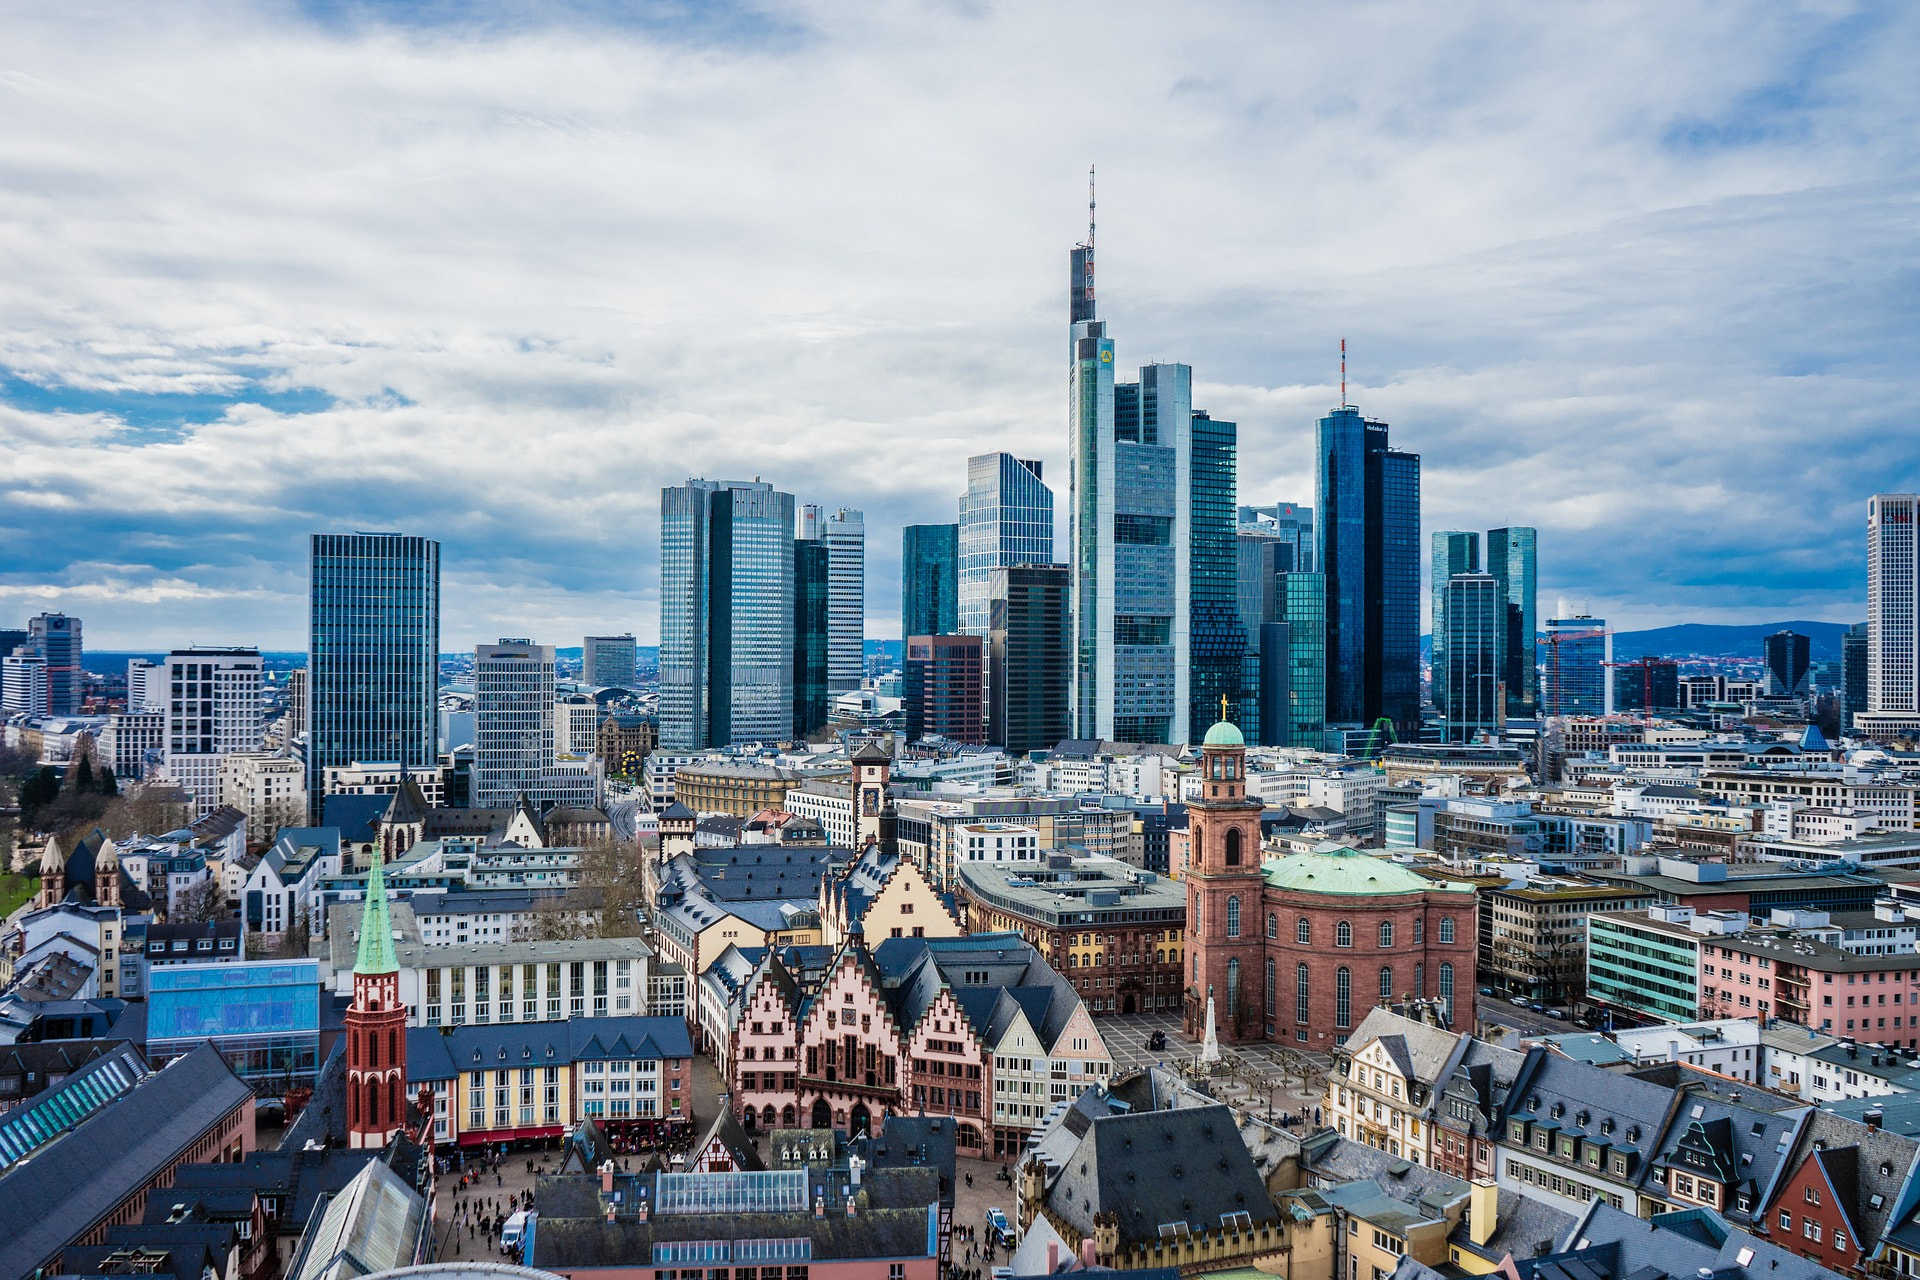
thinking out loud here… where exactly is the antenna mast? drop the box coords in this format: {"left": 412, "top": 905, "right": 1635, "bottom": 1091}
{"left": 1087, "top": 164, "right": 1096, "bottom": 306}
{"left": 1341, "top": 338, "right": 1347, "bottom": 406}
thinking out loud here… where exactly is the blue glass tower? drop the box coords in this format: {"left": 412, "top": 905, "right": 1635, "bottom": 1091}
{"left": 307, "top": 533, "right": 440, "bottom": 818}
{"left": 1316, "top": 406, "right": 1421, "bottom": 738}
{"left": 1429, "top": 532, "right": 1480, "bottom": 716}
{"left": 1485, "top": 527, "right": 1538, "bottom": 715}
{"left": 902, "top": 523, "right": 959, "bottom": 646}
{"left": 793, "top": 536, "right": 829, "bottom": 737}
{"left": 958, "top": 455, "right": 1052, "bottom": 638}
{"left": 1190, "top": 410, "right": 1248, "bottom": 738}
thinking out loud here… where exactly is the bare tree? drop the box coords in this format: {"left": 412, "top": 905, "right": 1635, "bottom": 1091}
{"left": 171, "top": 876, "right": 228, "bottom": 924}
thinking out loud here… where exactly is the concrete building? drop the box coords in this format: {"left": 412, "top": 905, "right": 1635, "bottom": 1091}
{"left": 473, "top": 639, "right": 557, "bottom": 808}
{"left": 581, "top": 632, "right": 638, "bottom": 689}
{"left": 216, "top": 751, "right": 307, "bottom": 844}
{"left": 1481, "top": 880, "right": 1657, "bottom": 1004}
{"left": 817, "top": 505, "right": 866, "bottom": 696}
{"left": 160, "top": 647, "right": 266, "bottom": 818}
{"left": 1860, "top": 493, "right": 1920, "bottom": 740}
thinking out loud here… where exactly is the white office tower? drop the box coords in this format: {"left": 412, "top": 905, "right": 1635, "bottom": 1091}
{"left": 473, "top": 639, "right": 556, "bottom": 807}
{"left": 127, "top": 658, "right": 165, "bottom": 712}
{"left": 2, "top": 655, "right": 48, "bottom": 715}
{"left": 162, "top": 647, "right": 267, "bottom": 817}
{"left": 820, "top": 507, "right": 865, "bottom": 694}
{"left": 1859, "top": 494, "right": 1920, "bottom": 740}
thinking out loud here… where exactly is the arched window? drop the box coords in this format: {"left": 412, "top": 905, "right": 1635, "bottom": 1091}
{"left": 1336, "top": 967, "right": 1352, "bottom": 1028}
{"left": 1296, "top": 918, "right": 1312, "bottom": 945}
{"left": 1414, "top": 918, "right": 1424, "bottom": 944}
{"left": 1379, "top": 921, "right": 1394, "bottom": 948}
{"left": 1439, "top": 917, "right": 1456, "bottom": 944}
{"left": 763, "top": 1105, "right": 777, "bottom": 1127}
{"left": 1439, "top": 963, "right": 1456, "bottom": 1020}
{"left": 1068, "top": 953, "right": 1078, "bottom": 968}
{"left": 388, "top": 1028, "right": 397, "bottom": 1064}
{"left": 1380, "top": 966, "right": 1394, "bottom": 1002}
{"left": 1336, "top": 921, "right": 1353, "bottom": 948}
{"left": 1266, "top": 957, "right": 1277, "bottom": 1017}
{"left": 1193, "top": 954, "right": 1201, "bottom": 982}
{"left": 1226, "top": 958, "right": 1241, "bottom": 1017}
{"left": 1267, "top": 913, "right": 1278, "bottom": 940}
{"left": 367, "top": 1078, "right": 382, "bottom": 1126}
{"left": 1227, "top": 896, "right": 1241, "bottom": 939}
{"left": 1295, "top": 963, "right": 1310, "bottom": 1024}
{"left": 1157, "top": 949, "right": 1166, "bottom": 964}
{"left": 1192, "top": 831, "right": 1203, "bottom": 864}
{"left": 1225, "top": 828, "right": 1243, "bottom": 866}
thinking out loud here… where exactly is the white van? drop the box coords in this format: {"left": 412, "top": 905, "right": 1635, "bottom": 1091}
{"left": 500, "top": 1210, "right": 531, "bottom": 1256}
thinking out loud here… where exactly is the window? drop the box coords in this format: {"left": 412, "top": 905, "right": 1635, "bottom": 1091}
{"left": 1337, "top": 921, "right": 1353, "bottom": 948}
{"left": 1439, "top": 918, "right": 1455, "bottom": 944}
{"left": 1267, "top": 913, "right": 1278, "bottom": 940}
{"left": 1379, "top": 921, "right": 1394, "bottom": 948}
{"left": 1336, "top": 967, "right": 1352, "bottom": 1028}
{"left": 1439, "top": 963, "right": 1455, "bottom": 1018}
{"left": 1296, "top": 964, "right": 1311, "bottom": 1024}
{"left": 1226, "top": 897, "right": 1241, "bottom": 939}
{"left": 1381, "top": 966, "right": 1394, "bottom": 1002}
{"left": 1266, "top": 957, "right": 1277, "bottom": 1018}
{"left": 1225, "top": 828, "right": 1243, "bottom": 866}
{"left": 1226, "top": 958, "right": 1241, "bottom": 1017}
{"left": 1297, "top": 918, "right": 1312, "bottom": 945}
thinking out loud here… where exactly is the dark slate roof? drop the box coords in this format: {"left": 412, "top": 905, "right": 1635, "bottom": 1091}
{"left": 694, "top": 1107, "right": 763, "bottom": 1172}
{"left": 0, "top": 1036, "right": 132, "bottom": 1093}
{"left": 407, "top": 1017, "right": 694, "bottom": 1082}
{"left": 165, "top": 1135, "right": 433, "bottom": 1238}
{"left": 1505, "top": 1048, "right": 1679, "bottom": 1182}
{"left": 1044, "top": 1104, "right": 1276, "bottom": 1246}
{"left": 1547, "top": 1202, "right": 1841, "bottom": 1280}
{"left": 322, "top": 792, "right": 391, "bottom": 845}
{"left": 660, "top": 801, "right": 695, "bottom": 821}
{"left": 1448, "top": 1187, "right": 1576, "bottom": 1266}
{"left": 0, "top": 1042, "right": 254, "bottom": 1274}
{"left": 1777, "top": 1108, "right": 1919, "bottom": 1252}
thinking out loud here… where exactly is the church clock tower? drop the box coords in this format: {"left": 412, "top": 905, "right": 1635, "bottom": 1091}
{"left": 1183, "top": 707, "right": 1266, "bottom": 1043}
{"left": 851, "top": 739, "right": 892, "bottom": 849}
{"left": 346, "top": 848, "right": 409, "bottom": 1149}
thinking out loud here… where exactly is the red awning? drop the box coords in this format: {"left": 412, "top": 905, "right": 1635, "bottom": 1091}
{"left": 457, "top": 1125, "right": 565, "bottom": 1146}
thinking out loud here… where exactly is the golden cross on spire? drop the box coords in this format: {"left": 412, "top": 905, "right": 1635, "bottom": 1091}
{"left": 1220, "top": 693, "right": 1231, "bottom": 721}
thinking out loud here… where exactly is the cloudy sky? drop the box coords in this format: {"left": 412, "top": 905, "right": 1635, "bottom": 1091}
{"left": 3, "top": 0, "right": 1916, "bottom": 651}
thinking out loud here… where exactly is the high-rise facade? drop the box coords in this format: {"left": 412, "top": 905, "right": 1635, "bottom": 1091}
{"left": 1763, "top": 629, "right": 1812, "bottom": 697}
{"left": 21, "top": 613, "right": 83, "bottom": 715}
{"left": 904, "top": 634, "right": 985, "bottom": 744}
{"left": 792, "top": 536, "right": 830, "bottom": 739}
{"left": 1190, "top": 411, "right": 1248, "bottom": 740}
{"left": 473, "top": 639, "right": 556, "bottom": 807}
{"left": 660, "top": 480, "right": 796, "bottom": 750}
{"left": 1485, "top": 527, "right": 1538, "bottom": 715}
{"left": 1543, "top": 616, "right": 1609, "bottom": 717}
{"left": 1860, "top": 495, "right": 1920, "bottom": 739}
{"left": 127, "top": 658, "right": 164, "bottom": 712}
{"left": 1440, "top": 575, "right": 1501, "bottom": 742}
{"left": 582, "top": 634, "right": 638, "bottom": 689}
{"left": 1429, "top": 532, "right": 1480, "bottom": 715}
{"left": 2, "top": 656, "right": 48, "bottom": 715}
{"left": 1843, "top": 622, "right": 1869, "bottom": 729}
{"left": 988, "top": 564, "right": 1070, "bottom": 756}
{"left": 162, "top": 646, "right": 266, "bottom": 818}
{"left": 1279, "top": 573, "right": 1326, "bottom": 748}
{"left": 901, "top": 524, "right": 959, "bottom": 645}
{"left": 958, "top": 454, "right": 1053, "bottom": 639}
{"left": 1315, "top": 407, "right": 1420, "bottom": 738}
{"left": 1238, "top": 504, "right": 1313, "bottom": 572}
{"left": 308, "top": 533, "right": 441, "bottom": 818}
{"left": 821, "top": 507, "right": 865, "bottom": 695}
{"left": 1238, "top": 528, "right": 1285, "bottom": 746}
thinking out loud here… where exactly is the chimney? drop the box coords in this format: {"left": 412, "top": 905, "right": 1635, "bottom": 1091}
{"left": 1082, "top": 1239, "right": 1096, "bottom": 1268}
{"left": 1049, "top": 1242, "right": 1060, "bottom": 1274}
{"left": 1470, "top": 1179, "right": 1499, "bottom": 1248}
{"left": 600, "top": 1161, "right": 615, "bottom": 1195}
{"left": 1868, "top": 1109, "right": 1885, "bottom": 1132}
{"left": 847, "top": 1195, "right": 858, "bottom": 1217}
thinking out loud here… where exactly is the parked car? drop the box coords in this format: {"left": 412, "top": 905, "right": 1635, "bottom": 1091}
{"left": 1478, "top": 987, "right": 1495, "bottom": 996}
{"left": 1546, "top": 1009, "right": 1568, "bottom": 1020}
{"left": 1510, "top": 995, "right": 1531, "bottom": 1007}
{"left": 1529, "top": 1001, "right": 1546, "bottom": 1012}
{"left": 987, "top": 1208, "right": 1015, "bottom": 1248}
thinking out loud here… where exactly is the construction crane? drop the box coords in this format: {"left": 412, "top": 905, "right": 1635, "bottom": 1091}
{"left": 1604, "top": 656, "right": 1678, "bottom": 726}
{"left": 1540, "top": 624, "right": 1608, "bottom": 716}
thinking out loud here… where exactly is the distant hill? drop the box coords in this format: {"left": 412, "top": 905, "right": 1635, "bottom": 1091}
{"left": 1609, "top": 621, "right": 1852, "bottom": 661}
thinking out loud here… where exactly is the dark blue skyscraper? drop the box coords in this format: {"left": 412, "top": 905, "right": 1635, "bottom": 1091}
{"left": 1429, "top": 532, "right": 1480, "bottom": 716}
{"left": 1485, "top": 527, "right": 1538, "bottom": 715}
{"left": 1316, "top": 406, "right": 1421, "bottom": 738}
{"left": 902, "top": 523, "right": 959, "bottom": 646}
{"left": 308, "top": 533, "right": 440, "bottom": 818}
{"left": 1190, "top": 410, "right": 1247, "bottom": 738}
{"left": 793, "top": 537, "right": 829, "bottom": 738}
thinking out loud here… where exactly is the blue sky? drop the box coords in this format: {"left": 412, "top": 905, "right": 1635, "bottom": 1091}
{"left": 2, "top": 0, "right": 1917, "bottom": 648}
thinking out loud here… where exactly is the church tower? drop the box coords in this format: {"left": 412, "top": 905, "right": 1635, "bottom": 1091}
{"left": 851, "top": 739, "right": 892, "bottom": 849}
{"left": 37, "top": 836, "right": 66, "bottom": 909}
{"left": 346, "top": 848, "right": 409, "bottom": 1149}
{"left": 1183, "top": 709, "right": 1266, "bottom": 1043}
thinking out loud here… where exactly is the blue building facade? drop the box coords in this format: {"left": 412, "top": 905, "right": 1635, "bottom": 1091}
{"left": 1429, "top": 531, "right": 1480, "bottom": 716}
{"left": 1486, "top": 526, "right": 1539, "bottom": 715}
{"left": 901, "top": 523, "right": 959, "bottom": 645}
{"left": 147, "top": 960, "right": 322, "bottom": 1092}
{"left": 958, "top": 454, "right": 1053, "bottom": 639}
{"left": 1544, "top": 616, "right": 1609, "bottom": 716}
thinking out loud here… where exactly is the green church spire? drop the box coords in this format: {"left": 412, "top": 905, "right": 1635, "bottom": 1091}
{"left": 354, "top": 846, "right": 398, "bottom": 976}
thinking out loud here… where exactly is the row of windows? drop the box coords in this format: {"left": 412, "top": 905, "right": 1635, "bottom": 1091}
{"left": 1217, "top": 904, "right": 1455, "bottom": 947}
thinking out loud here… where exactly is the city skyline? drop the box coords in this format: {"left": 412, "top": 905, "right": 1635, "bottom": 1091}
{"left": 3, "top": 5, "right": 1917, "bottom": 648}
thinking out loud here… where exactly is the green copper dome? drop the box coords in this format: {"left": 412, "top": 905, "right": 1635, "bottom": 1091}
{"left": 1261, "top": 843, "right": 1468, "bottom": 896}
{"left": 1202, "top": 719, "right": 1245, "bottom": 748}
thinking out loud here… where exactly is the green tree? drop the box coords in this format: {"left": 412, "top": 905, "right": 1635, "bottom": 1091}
{"left": 74, "top": 754, "right": 95, "bottom": 793}
{"left": 97, "top": 766, "right": 118, "bottom": 798}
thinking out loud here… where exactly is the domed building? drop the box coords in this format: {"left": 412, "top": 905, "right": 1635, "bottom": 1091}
{"left": 1181, "top": 716, "right": 1478, "bottom": 1046}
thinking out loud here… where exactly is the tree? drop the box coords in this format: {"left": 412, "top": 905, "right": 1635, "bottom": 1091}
{"left": 171, "top": 876, "right": 228, "bottom": 924}
{"left": 97, "top": 766, "right": 118, "bottom": 798}
{"left": 514, "top": 841, "right": 646, "bottom": 941}
{"left": 74, "top": 754, "right": 94, "bottom": 794}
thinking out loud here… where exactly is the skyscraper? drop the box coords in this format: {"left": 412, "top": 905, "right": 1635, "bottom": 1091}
{"left": 793, "top": 535, "right": 830, "bottom": 739}
{"left": 1316, "top": 406, "right": 1421, "bottom": 738}
{"left": 1441, "top": 575, "right": 1502, "bottom": 742}
{"left": 989, "top": 564, "right": 1070, "bottom": 757}
{"left": 821, "top": 507, "right": 865, "bottom": 695}
{"left": 904, "top": 634, "right": 985, "bottom": 744}
{"left": 127, "top": 658, "right": 164, "bottom": 712}
{"left": 473, "top": 639, "right": 556, "bottom": 807}
{"left": 1542, "top": 616, "right": 1608, "bottom": 717}
{"left": 902, "top": 524, "right": 959, "bottom": 645}
{"left": 1280, "top": 572, "right": 1327, "bottom": 748}
{"left": 1485, "top": 527, "right": 1539, "bottom": 716}
{"left": 659, "top": 479, "right": 796, "bottom": 750}
{"left": 1843, "top": 622, "right": 1869, "bottom": 730}
{"left": 308, "top": 533, "right": 440, "bottom": 818}
{"left": 163, "top": 646, "right": 266, "bottom": 817}
{"left": 1429, "top": 531, "right": 1480, "bottom": 716}
{"left": 1860, "top": 495, "right": 1920, "bottom": 740}
{"left": 1763, "top": 629, "right": 1812, "bottom": 697}
{"left": 1238, "top": 503, "right": 1313, "bottom": 572}
{"left": 582, "top": 634, "right": 638, "bottom": 689}
{"left": 1237, "top": 527, "right": 1285, "bottom": 746}
{"left": 22, "top": 613, "right": 82, "bottom": 715}
{"left": 1190, "top": 410, "right": 1248, "bottom": 739}
{"left": 958, "top": 454, "right": 1054, "bottom": 639}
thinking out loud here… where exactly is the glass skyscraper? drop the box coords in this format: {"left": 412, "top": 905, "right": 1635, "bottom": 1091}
{"left": 820, "top": 507, "right": 865, "bottom": 695}
{"left": 1441, "top": 574, "right": 1501, "bottom": 742}
{"left": 1429, "top": 531, "right": 1480, "bottom": 716}
{"left": 659, "top": 479, "right": 796, "bottom": 749}
{"left": 902, "top": 523, "right": 959, "bottom": 645}
{"left": 1315, "top": 406, "right": 1421, "bottom": 738}
{"left": 21, "top": 613, "right": 82, "bottom": 715}
{"left": 989, "top": 564, "right": 1070, "bottom": 756}
{"left": 793, "top": 536, "right": 830, "bottom": 738}
{"left": 1190, "top": 410, "right": 1247, "bottom": 739}
{"left": 1543, "top": 616, "right": 1609, "bottom": 717}
{"left": 307, "top": 533, "right": 440, "bottom": 818}
{"left": 1281, "top": 572, "right": 1326, "bottom": 747}
{"left": 1764, "top": 629, "right": 1812, "bottom": 696}
{"left": 958, "top": 454, "right": 1053, "bottom": 638}
{"left": 1485, "top": 526, "right": 1538, "bottom": 715}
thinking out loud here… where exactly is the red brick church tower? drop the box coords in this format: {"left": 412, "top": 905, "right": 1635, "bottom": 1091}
{"left": 1183, "top": 707, "right": 1267, "bottom": 1043}
{"left": 346, "top": 848, "right": 409, "bottom": 1149}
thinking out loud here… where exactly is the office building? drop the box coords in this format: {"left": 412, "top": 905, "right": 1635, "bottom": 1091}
{"left": 1860, "top": 494, "right": 1920, "bottom": 739}
{"left": 307, "top": 533, "right": 441, "bottom": 818}
{"left": 1441, "top": 573, "right": 1502, "bottom": 742}
{"left": 581, "top": 633, "right": 637, "bottom": 689}
{"left": 958, "top": 454, "right": 1053, "bottom": 638}
{"left": 1765, "top": 628, "right": 1812, "bottom": 697}
{"left": 1429, "top": 531, "right": 1480, "bottom": 715}
{"left": 127, "top": 658, "right": 163, "bottom": 712}
{"left": 20, "top": 612, "right": 84, "bottom": 715}
{"left": 1844, "top": 621, "right": 1869, "bottom": 729}
{"left": 1238, "top": 502, "right": 1312, "bottom": 572}
{"left": 904, "top": 634, "right": 985, "bottom": 744}
{"left": 0, "top": 626, "right": 25, "bottom": 659}
{"left": 473, "top": 639, "right": 556, "bottom": 807}
{"left": 660, "top": 479, "right": 796, "bottom": 750}
{"left": 1612, "top": 657, "right": 1681, "bottom": 712}
{"left": 817, "top": 506, "right": 865, "bottom": 694}
{"left": 2, "top": 654, "right": 48, "bottom": 715}
{"left": 1279, "top": 572, "right": 1327, "bottom": 748}
{"left": 792, "top": 534, "right": 829, "bottom": 738}
{"left": 1316, "top": 405, "right": 1421, "bottom": 738}
{"left": 162, "top": 647, "right": 267, "bottom": 817}
{"left": 989, "top": 564, "right": 1070, "bottom": 756}
{"left": 1543, "top": 615, "right": 1609, "bottom": 717}
{"left": 1485, "top": 526, "right": 1538, "bottom": 714}
{"left": 1238, "top": 527, "right": 1289, "bottom": 746}
{"left": 1189, "top": 409, "right": 1249, "bottom": 739}
{"left": 902, "top": 523, "right": 959, "bottom": 644}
